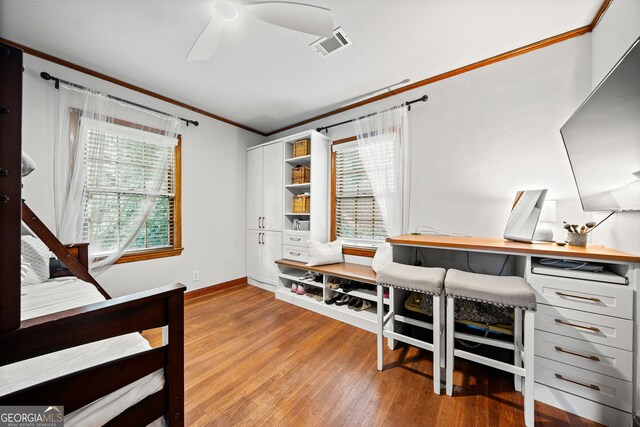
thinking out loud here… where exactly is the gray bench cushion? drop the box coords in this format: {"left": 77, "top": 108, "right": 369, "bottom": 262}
{"left": 444, "top": 269, "right": 536, "bottom": 310}
{"left": 377, "top": 262, "right": 446, "bottom": 295}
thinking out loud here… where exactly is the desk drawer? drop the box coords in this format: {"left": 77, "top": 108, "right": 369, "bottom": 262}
{"left": 535, "top": 383, "right": 632, "bottom": 426}
{"left": 535, "top": 356, "right": 633, "bottom": 412}
{"left": 535, "top": 330, "right": 633, "bottom": 381}
{"left": 283, "top": 245, "right": 308, "bottom": 263}
{"left": 283, "top": 231, "right": 309, "bottom": 247}
{"left": 530, "top": 273, "right": 632, "bottom": 319}
{"left": 535, "top": 305, "right": 632, "bottom": 351}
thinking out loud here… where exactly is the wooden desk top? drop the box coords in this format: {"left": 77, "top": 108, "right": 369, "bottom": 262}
{"left": 275, "top": 259, "right": 377, "bottom": 284}
{"left": 387, "top": 234, "right": 640, "bottom": 263}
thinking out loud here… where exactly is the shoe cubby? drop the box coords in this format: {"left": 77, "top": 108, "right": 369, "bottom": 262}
{"left": 274, "top": 262, "right": 390, "bottom": 334}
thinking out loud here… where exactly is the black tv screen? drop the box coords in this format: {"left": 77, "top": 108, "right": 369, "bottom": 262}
{"left": 560, "top": 37, "right": 640, "bottom": 212}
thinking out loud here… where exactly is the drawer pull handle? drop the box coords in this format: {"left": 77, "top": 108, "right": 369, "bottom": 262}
{"left": 290, "top": 251, "right": 301, "bottom": 256}
{"left": 290, "top": 237, "right": 301, "bottom": 241}
{"left": 554, "top": 318, "right": 601, "bottom": 333}
{"left": 555, "top": 291, "right": 601, "bottom": 303}
{"left": 554, "top": 373, "right": 600, "bottom": 391}
{"left": 554, "top": 346, "right": 600, "bottom": 362}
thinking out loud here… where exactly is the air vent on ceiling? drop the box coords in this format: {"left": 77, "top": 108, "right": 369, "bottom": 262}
{"left": 310, "top": 27, "right": 352, "bottom": 57}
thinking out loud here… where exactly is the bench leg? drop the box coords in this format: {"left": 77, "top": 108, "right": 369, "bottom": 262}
{"left": 514, "top": 308, "right": 523, "bottom": 393}
{"left": 377, "top": 284, "right": 384, "bottom": 371}
{"left": 524, "top": 310, "right": 535, "bottom": 427}
{"left": 446, "top": 296, "right": 455, "bottom": 396}
{"left": 440, "top": 292, "right": 446, "bottom": 370}
{"left": 432, "top": 294, "right": 441, "bottom": 394}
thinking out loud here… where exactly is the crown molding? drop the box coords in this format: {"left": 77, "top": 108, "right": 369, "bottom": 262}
{"left": 0, "top": 37, "right": 267, "bottom": 136}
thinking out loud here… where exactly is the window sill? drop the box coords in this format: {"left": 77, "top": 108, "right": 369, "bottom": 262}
{"left": 342, "top": 245, "right": 377, "bottom": 258}
{"left": 115, "top": 247, "right": 184, "bottom": 264}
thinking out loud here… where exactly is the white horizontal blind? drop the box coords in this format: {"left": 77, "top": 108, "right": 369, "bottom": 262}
{"left": 83, "top": 127, "right": 176, "bottom": 256}
{"left": 335, "top": 145, "right": 387, "bottom": 242}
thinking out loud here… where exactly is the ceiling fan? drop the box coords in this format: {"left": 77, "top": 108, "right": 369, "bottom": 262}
{"left": 187, "top": 0, "right": 335, "bottom": 61}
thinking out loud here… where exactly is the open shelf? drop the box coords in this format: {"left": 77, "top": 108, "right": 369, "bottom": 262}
{"left": 285, "top": 155, "right": 311, "bottom": 165}
{"left": 285, "top": 183, "right": 310, "bottom": 190}
{"left": 329, "top": 301, "right": 379, "bottom": 323}
{"left": 330, "top": 286, "right": 390, "bottom": 305}
{"left": 285, "top": 213, "right": 310, "bottom": 216}
{"left": 279, "top": 273, "right": 323, "bottom": 289}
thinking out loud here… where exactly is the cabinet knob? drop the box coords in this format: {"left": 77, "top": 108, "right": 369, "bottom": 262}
{"left": 0, "top": 194, "right": 9, "bottom": 203}
{"left": 0, "top": 105, "right": 9, "bottom": 115}
{"left": 0, "top": 169, "right": 8, "bottom": 177}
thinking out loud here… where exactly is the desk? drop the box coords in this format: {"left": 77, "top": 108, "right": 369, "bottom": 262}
{"left": 387, "top": 234, "right": 640, "bottom": 263}
{"left": 387, "top": 234, "right": 640, "bottom": 426}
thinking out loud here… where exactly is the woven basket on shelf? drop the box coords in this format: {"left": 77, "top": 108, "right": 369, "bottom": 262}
{"left": 291, "top": 166, "right": 310, "bottom": 184}
{"left": 292, "top": 139, "right": 310, "bottom": 157}
{"left": 292, "top": 194, "right": 310, "bottom": 213}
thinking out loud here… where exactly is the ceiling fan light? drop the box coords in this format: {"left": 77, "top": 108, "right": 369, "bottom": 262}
{"left": 213, "top": 0, "right": 238, "bottom": 22}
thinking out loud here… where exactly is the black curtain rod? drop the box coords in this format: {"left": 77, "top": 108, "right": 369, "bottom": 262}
{"left": 40, "top": 72, "right": 199, "bottom": 127}
{"left": 316, "top": 94, "right": 428, "bottom": 133}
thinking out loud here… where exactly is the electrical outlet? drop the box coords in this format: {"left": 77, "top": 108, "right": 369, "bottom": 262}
{"left": 192, "top": 270, "right": 200, "bottom": 282}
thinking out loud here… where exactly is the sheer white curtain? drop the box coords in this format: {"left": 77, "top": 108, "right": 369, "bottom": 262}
{"left": 353, "top": 105, "right": 410, "bottom": 237}
{"left": 54, "top": 83, "right": 181, "bottom": 273}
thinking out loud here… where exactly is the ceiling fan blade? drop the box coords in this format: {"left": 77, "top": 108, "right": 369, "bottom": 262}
{"left": 187, "top": 18, "right": 225, "bottom": 61}
{"left": 245, "top": 2, "right": 334, "bottom": 38}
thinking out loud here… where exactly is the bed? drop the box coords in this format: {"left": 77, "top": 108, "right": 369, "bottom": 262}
{"left": 0, "top": 42, "right": 185, "bottom": 426}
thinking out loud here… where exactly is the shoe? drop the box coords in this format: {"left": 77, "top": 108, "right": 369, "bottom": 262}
{"left": 348, "top": 297, "right": 363, "bottom": 310}
{"left": 356, "top": 300, "right": 372, "bottom": 312}
{"left": 296, "top": 283, "right": 306, "bottom": 295}
{"left": 291, "top": 283, "right": 298, "bottom": 293}
{"left": 325, "top": 292, "right": 342, "bottom": 305}
{"left": 334, "top": 294, "right": 351, "bottom": 306}
{"left": 328, "top": 283, "right": 340, "bottom": 290}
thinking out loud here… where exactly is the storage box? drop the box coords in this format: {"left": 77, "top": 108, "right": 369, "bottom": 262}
{"left": 292, "top": 139, "right": 310, "bottom": 157}
{"left": 292, "top": 194, "right": 310, "bottom": 213}
{"left": 291, "top": 166, "right": 310, "bottom": 184}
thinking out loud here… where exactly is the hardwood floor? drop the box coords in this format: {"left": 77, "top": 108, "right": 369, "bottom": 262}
{"left": 156, "top": 284, "right": 603, "bottom": 426}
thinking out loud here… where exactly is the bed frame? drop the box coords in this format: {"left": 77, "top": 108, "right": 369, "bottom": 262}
{"left": 0, "top": 42, "right": 185, "bottom": 426}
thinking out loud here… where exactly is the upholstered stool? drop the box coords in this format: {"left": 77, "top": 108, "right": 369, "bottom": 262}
{"left": 376, "top": 262, "right": 447, "bottom": 394}
{"left": 444, "top": 269, "right": 537, "bottom": 426}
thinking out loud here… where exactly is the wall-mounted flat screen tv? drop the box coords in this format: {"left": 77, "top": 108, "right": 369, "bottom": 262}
{"left": 560, "top": 37, "right": 640, "bottom": 212}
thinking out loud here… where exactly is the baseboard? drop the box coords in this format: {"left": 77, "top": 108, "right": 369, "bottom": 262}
{"left": 185, "top": 276, "right": 247, "bottom": 300}
{"left": 247, "top": 277, "right": 276, "bottom": 292}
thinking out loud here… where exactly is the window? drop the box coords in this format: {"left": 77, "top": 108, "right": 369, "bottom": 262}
{"left": 80, "top": 119, "right": 182, "bottom": 263}
{"left": 333, "top": 143, "right": 387, "bottom": 245}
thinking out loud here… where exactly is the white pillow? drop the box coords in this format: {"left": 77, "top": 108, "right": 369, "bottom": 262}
{"left": 21, "top": 235, "right": 50, "bottom": 285}
{"left": 20, "top": 255, "right": 30, "bottom": 285}
{"left": 21, "top": 151, "right": 36, "bottom": 177}
{"left": 372, "top": 243, "right": 393, "bottom": 273}
{"left": 305, "top": 240, "right": 344, "bottom": 267}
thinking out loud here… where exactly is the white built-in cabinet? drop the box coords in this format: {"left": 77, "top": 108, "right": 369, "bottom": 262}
{"left": 282, "top": 130, "right": 331, "bottom": 262}
{"left": 247, "top": 142, "right": 283, "bottom": 289}
{"left": 247, "top": 130, "right": 331, "bottom": 290}
{"left": 247, "top": 142, "right": 283, "bottom": 231}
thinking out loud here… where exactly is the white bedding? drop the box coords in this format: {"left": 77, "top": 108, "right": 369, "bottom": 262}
{"left": 0, "top": 277, "right": 164, "bottom": 426}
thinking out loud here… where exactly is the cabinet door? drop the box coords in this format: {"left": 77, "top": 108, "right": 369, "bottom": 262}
{"left": 247, "top": 229, "right": 263, "bottom": 281}
{"left": 261, "top": 142, "right": 283, "bottom": 231}
{"left": 261, "top": 231, "right": 282, "bottom": 285}
{"left": 247, "top": 148, "right": 263, "bottom": 230}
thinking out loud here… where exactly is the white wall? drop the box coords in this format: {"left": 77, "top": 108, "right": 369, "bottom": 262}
{"left": 268, "top": 36, "right": 595, "bottom": 245}
{"left": 588, "top": 0, "right": 640, "bottom": 257}
{"left": 21, "top": 55, "right": 263, "bottom": 297}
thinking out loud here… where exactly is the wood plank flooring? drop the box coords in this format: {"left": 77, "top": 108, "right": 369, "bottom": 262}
{"left": 158, "top": 284, "right": 603, "bottom": 426}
